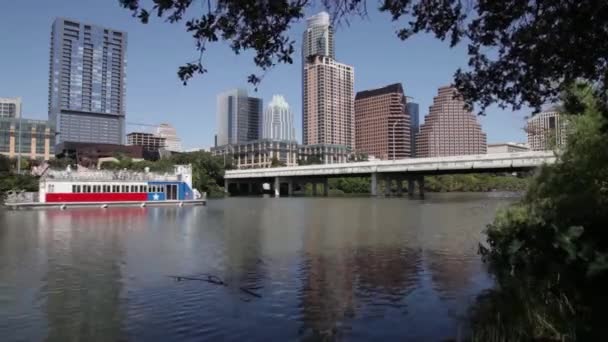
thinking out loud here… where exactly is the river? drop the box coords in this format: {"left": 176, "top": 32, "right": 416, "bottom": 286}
{"left": 0, "top": 193, "right": 517, "bottom": 341}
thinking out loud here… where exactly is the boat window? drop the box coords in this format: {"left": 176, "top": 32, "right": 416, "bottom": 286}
{"left": 93, "top": 185, "right": 100, "bottom": 193}
{"left": 103, "top": 185, "right": 109, "bottom": 192}
{"left": 48, "top": 184, "right": 54, "bottom": 193}
{"left": 140, "top": 185, "right": 147, "bottom": 192}
{"left": 112, "top": 185, "right": 119, "bottom": 193}
{"left": 121, "top": 185, "right": 127, "bottom": 192}
{"left": 150, "top": 185, "right": 156, "bottom": 193}
{"left": 159, "top": 185, "right": 165, "bottom": 192}
{"left": 72, "top": 185, "right": 77, "bottom": 193}
{"left": 131, "top": 185, "right": 138, "bottom": 192}
{"left": 84, "top": 185, "right": 91, "bottom": 193}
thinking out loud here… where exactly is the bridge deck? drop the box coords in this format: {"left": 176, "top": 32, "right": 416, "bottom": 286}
{"left": 225, "top": 151, "right": 556, "bottom": 179}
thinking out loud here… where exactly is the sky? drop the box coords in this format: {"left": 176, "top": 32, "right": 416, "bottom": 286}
{"left": 0, "top": 0, "right": 529, "bottom": 149}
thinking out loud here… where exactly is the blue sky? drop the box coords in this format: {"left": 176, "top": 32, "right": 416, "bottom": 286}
{"left": 0, "top": 0, "right": 528, "bottom": 149}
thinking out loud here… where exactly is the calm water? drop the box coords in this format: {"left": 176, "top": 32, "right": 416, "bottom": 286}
{"left": 0, "top": 194, "right": 516, "bottom": 341}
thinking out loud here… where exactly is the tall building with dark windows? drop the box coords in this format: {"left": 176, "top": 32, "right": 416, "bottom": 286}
{"left": 406, "top": 102, "right": 419, "bottom": 157}
{"left": 216, "top": 88, "right": 262, "bottom": 146}
{"left": 48, "top": 18, "right": 127, "bottom": 145}
{"left": 416, "top": 86, "right": 487, "bottom": 157}
{"left": 355, "top": 83, "right": 411, "bottom": 160}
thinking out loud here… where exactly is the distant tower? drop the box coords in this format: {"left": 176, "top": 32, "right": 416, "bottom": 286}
{"left": 406, "top": 102, "right": 419, "bottom": 157}
{"left": 355, "top": 83, "right": 411, "bottom": 160}
{"left": 302, "top": 11, "right": 334, "bottom": 60}
{"left": 216, "top": 88, "right": 262, "bottom": 145}
{"left": 416, "top": 86, "right": 487, "bottom": 157}
{"left": 155, "top": 123, "right": 182, "bottom": 152}
{"left": 527, "top": 110, "right": 568, "bottom": 150}
{"left": 48, "top": 18, "right": 127, "bottom": 145}
{"left": 0, "top": 97, "right": 22, "bottom": 118}
{"left": 263, "top": 95, "right": 296, "bottom": 142}
{"left": 303, "top": 56, "right": 355, "bottom": 147}
{"left": 302, "top": 12, "right": 354, "bottom": 149}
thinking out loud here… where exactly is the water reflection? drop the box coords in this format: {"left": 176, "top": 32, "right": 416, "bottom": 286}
{"left": 0, "top": 194, "right": 513, "bottom": 341}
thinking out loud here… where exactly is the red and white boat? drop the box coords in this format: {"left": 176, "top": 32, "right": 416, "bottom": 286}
{"left": 5, "top": 164, "right": 206, "bottom": 209}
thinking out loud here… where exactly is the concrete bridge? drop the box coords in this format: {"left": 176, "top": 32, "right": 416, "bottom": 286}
{"left": 224, "top": 151, "right": 556, "bottom": 197}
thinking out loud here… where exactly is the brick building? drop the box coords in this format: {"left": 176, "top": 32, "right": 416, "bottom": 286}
{"left": 355, "top": 83, "right": 411, "bottom": 160}
{"left": 416, "top": 86, "right": 487, "bottom": 157}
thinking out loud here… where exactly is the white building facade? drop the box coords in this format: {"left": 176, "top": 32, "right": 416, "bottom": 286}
{"left": 263, "top": 95, "right": 296, "bottom": 142}
{"left": 155, "top": 123, "right": 182, "bottom": 152}
{"left": 527, "top": 111, "right": 568, "bottom": 151}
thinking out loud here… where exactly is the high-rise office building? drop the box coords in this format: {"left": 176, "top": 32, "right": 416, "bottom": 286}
{"left": 155, "top": 123, "right": 182, "bottom": 152}
{"left": 416, "top": 86, "right": 487, "bottom": 157}
{"left": 302, "top": 12, "right": 355, "bottom": 152}
{"left": 127, "top": 132, "right": 166, "bottom": 152}
{"left": 303, "top": 56, "right": 355, "bottom": 148}
{"left": 48, "top": 18, "right": 127, "bottom": 145}
{"left": 355, "top": 83, "right": 411, "bottom": 160}
{"left": 0, "top": 97, "right": 22, "bottom": 118}
{"left": 406, "top": 102, "right": 419, "bottom": 157}
{"left": 216, "top": 88, "right": 262, "bottom": 146}
{"left": 0, "top": 117, "right": 55, "bottom": 160}
{"left": 302, "top": 11, "right": 334, "bottom": 60}
{"left": 263, "top": 95, "right": 296, "bottom": 142}
{"left": 527, "top": 110, "right": 568, "bottom": 151}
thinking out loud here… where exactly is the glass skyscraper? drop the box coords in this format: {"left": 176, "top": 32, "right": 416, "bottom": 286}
{"left": 263, "top": 95, "right": 296, "bottom": 142}
{"left": 48, "top": 18, "right": 127, "bottom": 145}
{"left": 406, "top": 102, "right": 419, "bottom": 157}
{"left": 216, "top": 89, "right": 263, "bottom": 146}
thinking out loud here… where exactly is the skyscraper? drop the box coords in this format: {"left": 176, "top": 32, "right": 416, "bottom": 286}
{"left": 0, "top": 97, "right": 22, "bottom": 118}
{"left": 406, "top": 102, "right": 419, "bottom": 157}
{"left": 155, "top": 123, "right": 182, "bottom": 152}
{"left": 416, "top": 86, "right": 487, "bottom": 157}
{"left": 355, "top": 83, "right": 411, "bottom": 160}
{"left": 302, "top": 11, "right": 334, "bottom": 60}
{"left": 527, "top": 110, "right": 568, "bottom": 150}
{"left": 216, "top": 88, "right": 262, "bottom": 146}
{"left": 303, "top": 56, "right": 355, "bottom": 147}
{"left": 263, "top": 95, "right": 296, "bottom": 142}
{"left": 302, "top": 12, "right": 354, "bottom": 150}
{"left": 48, "top": 18, "right": 127, "bottom": 145}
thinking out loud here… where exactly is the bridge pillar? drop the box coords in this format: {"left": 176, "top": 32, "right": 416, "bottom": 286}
{"left": 322, "top": 178, "right": 329, "bottom": 197}
{"left": 246, "top": 182, "right": 252, "bottom": 195}
{"left": 408, "top": 178, "right": 415, "bottom": 198}
{"left": 274, "top": 177, "right": 280, "bottom": 198}
{"left": 384, "top": 177, "right": 392, "bottom": 196}
{"left": 224, "top": 180, "right": 231, "bottom": 195}
{"left": 312, "top": 181, "right": 318, "bottom": 196}
{"left": 287, "top": 178, "right": 294, "bottom": 196}
{"left": 396, "top": 178, "right": 403, "bottom": 196}
{"left": 418, "top": 176, "right": 425, "bottom": 199}
{"left": 370, "top": 173, "right": 378, "bottom": 196}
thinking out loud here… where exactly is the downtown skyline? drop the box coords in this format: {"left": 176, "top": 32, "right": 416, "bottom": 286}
{"left": 0, "top": 1, "right": 529, "bottom": 150}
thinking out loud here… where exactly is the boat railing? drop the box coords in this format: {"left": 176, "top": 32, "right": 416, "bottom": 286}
{"left": 43, "top": 170, "right": 181, "bottom": 182}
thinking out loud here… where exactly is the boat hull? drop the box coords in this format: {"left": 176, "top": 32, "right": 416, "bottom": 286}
{"left": 4, "top": 199, "right": 207, "bottom": 210}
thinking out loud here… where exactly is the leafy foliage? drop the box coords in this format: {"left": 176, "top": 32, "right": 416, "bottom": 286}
{"left": 473, "top": 85, "right": 608, "bottom": 339}
{"left": 120, "top": 0, "right": 608, "bottom": 113}
{"left": 98, "top": 151, "right": 227, "bottom": 197}
{"left": 425, "top": 173, "right": 528, "bottom": 192}
{"left": 270, "top": 156, "right": 286, "bottom": 167}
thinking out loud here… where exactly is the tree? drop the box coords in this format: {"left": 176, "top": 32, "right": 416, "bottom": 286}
{"left": 471, "top": 84, "right": 608, "bottom": 339}
{"left": 120, "top": 0, "right": 608, "bottom": 114}
{"left": 270, "top": 156, "right": 286, "bottom": 167}
{"left": 0, "top": 155, "right": 10, "bottom": 174}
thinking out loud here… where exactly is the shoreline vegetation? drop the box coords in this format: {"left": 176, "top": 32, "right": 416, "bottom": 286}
{"left": 468, "top": 84, "right": 608, "bottom": 340}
